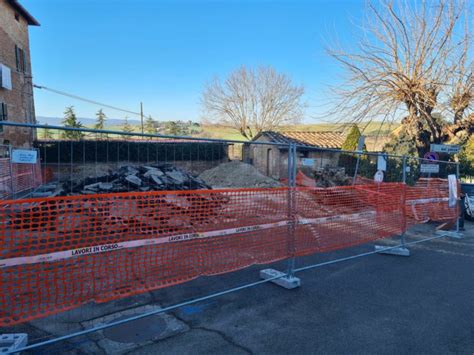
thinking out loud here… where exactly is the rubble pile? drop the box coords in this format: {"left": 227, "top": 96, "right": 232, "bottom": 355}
{"left": 33, "top": 164, "right": 211, "bottom": 197}
{"left": 314, "top": 167, "right": 352, "bottom": 187}
{"left": 199, "top": 161, "right": 282, "bottom": 188}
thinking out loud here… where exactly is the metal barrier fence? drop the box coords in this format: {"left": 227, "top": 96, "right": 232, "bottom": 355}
{"left": 0, "top": 121, "right": 461, "bottom": 352}
{"left": 0, "top": 145, "right": 42, "bottom": 199}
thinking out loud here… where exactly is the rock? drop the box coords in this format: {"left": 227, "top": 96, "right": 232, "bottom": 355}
{"left": 35, "top": 183, "right": 58, "bottom": 192}
{"left": 35, "top": 164, "right": 212, "bottom": 196}
{"left": 119, "top": 166, "right": 139, "bottom": 176}
{"left": 149, "top": 174, "right": 163, "bottom": 186}
{"left": 84, "top": 182, "right": 101, "bottom": 191}
{"left": 124, "top": 175, "right": 142, "bottom": 187}
{"left": 98, "top": 182, "right": 114, "bottom": 191}
{"left": 144, "top": 169, "right": 164, "bottom": 178}
{"left": 31, "top": 191, "right": 54, "bottom": 198}
{"left": 165, "top": 170, "right": 187, "bottom": 184}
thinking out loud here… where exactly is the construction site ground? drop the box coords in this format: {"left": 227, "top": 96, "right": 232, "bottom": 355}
{"left": 9, "top": 221, "right": 474, "bottom": 354}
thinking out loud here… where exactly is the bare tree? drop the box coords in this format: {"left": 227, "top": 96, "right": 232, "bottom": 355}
{"left": 201, "top": 66, "right": 305, "bottom": 140}
{"left": 327, "top": 0, "right": 473, "bottom": 155}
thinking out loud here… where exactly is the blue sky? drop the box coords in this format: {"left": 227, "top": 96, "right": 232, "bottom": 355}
{"left": 24, "top": 0, "right": 364, "bottom": 122}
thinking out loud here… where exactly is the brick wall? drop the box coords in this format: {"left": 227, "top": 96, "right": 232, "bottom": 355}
{"left": 0, "top": 0, "right": 36, "bottom": 147}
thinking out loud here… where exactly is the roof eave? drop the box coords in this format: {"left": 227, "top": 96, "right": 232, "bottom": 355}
{"left": 7, "top": 0, "right": 40, "bottom": 26}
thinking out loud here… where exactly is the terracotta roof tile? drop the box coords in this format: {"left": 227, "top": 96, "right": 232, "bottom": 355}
{"left": 254, "top": 131, "right": 345, "bottom": 149}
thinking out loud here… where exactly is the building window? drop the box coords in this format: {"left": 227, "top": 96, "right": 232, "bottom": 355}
{"left": 0, "top": 102, "right": 8, "bottom": 133}
{"left": 15, "top": 45, "right": 26, "bottom": 73}
{"left": 14, "top": 13, "right": 20, "bottom": 22}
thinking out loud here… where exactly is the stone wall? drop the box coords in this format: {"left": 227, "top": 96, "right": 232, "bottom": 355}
{"left": 0, "top": 0, "right": 36, "bottom": 147}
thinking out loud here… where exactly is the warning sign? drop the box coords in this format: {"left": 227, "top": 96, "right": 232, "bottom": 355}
{"left": 423, "top": 151, "right": 439, "bottom": 162}
{"left": 420, "top": 164, "right": 439, "bottom": 173}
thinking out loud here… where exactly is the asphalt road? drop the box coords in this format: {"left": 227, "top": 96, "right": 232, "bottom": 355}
{"left": 134, "top": 222, "right": 474, "bottom": 354}
{"left": 10, "top": 222, "right": 474, "bottom": 354}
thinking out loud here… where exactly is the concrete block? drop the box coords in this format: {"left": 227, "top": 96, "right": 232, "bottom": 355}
{"left": 0, "top": 333, "right": 28, "bottom": 353}
{"left": 260, "top": 269, "right": 301, "bottom": 289}
{"left": 374, "top": 245, "right": 410, "bottom": 256}
{"left": 435, "top": 230, "right": 463, "bottom": 239}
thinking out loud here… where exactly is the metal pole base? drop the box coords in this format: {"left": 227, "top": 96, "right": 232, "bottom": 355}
{"left": 374, "top": 245, "right": 410, "bottom": 257}
{"left": 0, "top": 333, "right": 28, "bottom": 353}
{"left": 435, "top": 230, "right": 463, "bottom": 239}
{"left": 259, "top": 269, "right": 301, "bottom": 289}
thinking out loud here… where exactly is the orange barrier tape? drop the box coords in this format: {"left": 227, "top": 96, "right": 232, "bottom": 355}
{"left": 0, "top": 181, "right": 457, "bottom": 325}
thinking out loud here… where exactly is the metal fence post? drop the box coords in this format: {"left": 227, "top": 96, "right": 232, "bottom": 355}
{"left": 259, "top": 143, "right": 301, "bottom": 289}
{"left": 402, "top": 155, "right": 407, "bottom": 184}
{"left": 286, "top": 143, "right": 297, "bottom": 278}
{"left": 456, "top": 162, "right": 460, "bottom": 233}
{"left": 400, "top": 155, "right": 407, "bottom": 246}
{"left": 374, "top": 154, "right": 410, "bottom": 257}
{"left": 8, "top": 145, "right": 14, "bottom": 197}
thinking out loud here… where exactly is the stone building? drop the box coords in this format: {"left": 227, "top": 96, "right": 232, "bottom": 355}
{"left": 0, "top": 0, "right": 39, "bottom": 147}
{"left": 244, "top": 131, "right": 346, "bottom": 180}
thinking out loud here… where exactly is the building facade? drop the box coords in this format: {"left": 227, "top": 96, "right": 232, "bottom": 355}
{"left": 244, "top": 131, "right": 346, "bottom": 180}
{"left": 0, "top": 0, "right": 39, "bottom": 147}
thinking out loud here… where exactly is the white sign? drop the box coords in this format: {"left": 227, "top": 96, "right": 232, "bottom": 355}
{"left": 301, "top": 158, "right": 315, "bottom": 167}
{"left": 11, "top": 149, "right": 38, "bottom": 164}
{"left": 357, "top": 136, "right": 365, "bottom": 152}
{"left": 430, "top": 144, "right": 460, "bottom": 154}
{"left": 377, "top": 154, "right": 387, "bottom": 171}
{"left": 374, "top": 170, "right": 384, "bottom": 183}
{"left": 448, "top": 174, "right": 458, "bottom": 208}
{"left": 420, "top": 163, "right": 439, "bottom": 174}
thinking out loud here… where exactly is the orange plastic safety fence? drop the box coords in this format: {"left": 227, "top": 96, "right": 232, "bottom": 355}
{"left": 0, "top": 180, "right": 457, "bottom": 326}
{"left": 405, "top": 178, "right": 459, "bottom": 225}
{"left": 294, "top": 183, "right": 405, "bottom": 254}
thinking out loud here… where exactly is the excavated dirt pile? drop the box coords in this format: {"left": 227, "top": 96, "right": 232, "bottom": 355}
{"left": 199, "top": 161, "right": 282, "bottom": 188}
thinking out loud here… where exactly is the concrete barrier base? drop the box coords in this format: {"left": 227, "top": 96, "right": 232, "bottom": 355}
{"left": 260, "top": 269, "right": 301, "bottom": 289}
{"left": 0, "top": 333, "right": 28, "bottom": 353}
{"left": 374, "top": 245, "right": 410, "bottom": 257}
{"left": 435, "top": 230, "right": 463, "bottom": 239}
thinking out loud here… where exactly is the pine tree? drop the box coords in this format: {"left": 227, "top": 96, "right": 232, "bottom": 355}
{"left": 341, "top": 124, "right": 365, "bottom": 151}
{"left": 144, "top": 115, "right": 156, "bottom": 135}
{"left": 94, "top": 109, "right": 107, "bottom": 139}
{"left": 61, "top": 106, "right": 84, "bottom": 140}
{"left": 164, "top": 121, "right": 180, "bottom": 135}
{"left": 121, "top": 117, "right": 134, "bottom": 134}
{"left": 41, "top": 124, "right": 53, "bottom": 140}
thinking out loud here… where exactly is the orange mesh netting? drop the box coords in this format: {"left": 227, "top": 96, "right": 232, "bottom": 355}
{"left": 405, "top": 178, "right": 459, "bottom": 225}
{"left": 0, "top": 179, "right": 458, "bottom": 325}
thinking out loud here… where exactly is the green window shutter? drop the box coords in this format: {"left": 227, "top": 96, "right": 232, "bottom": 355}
{"left": 15, "top": 45, "right": 19, "bottom": 71}
{"left": 22, "top": 49, "right": 26, "bottom": 72}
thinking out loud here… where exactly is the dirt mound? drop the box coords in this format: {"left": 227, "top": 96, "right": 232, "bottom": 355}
{"left": 199, "top": 161, "right": 282, "bottom": 188}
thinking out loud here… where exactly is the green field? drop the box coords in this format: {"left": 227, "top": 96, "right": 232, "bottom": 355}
{"left": 196, "top": 121, "right": 400, "bottom": 141}
{"left": 37, "top": 121, "right": 400, "bottom": 141}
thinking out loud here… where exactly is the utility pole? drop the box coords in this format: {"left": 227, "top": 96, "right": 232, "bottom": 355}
{"left": 140, "top": 102, "right": 144, "bottom": 135}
